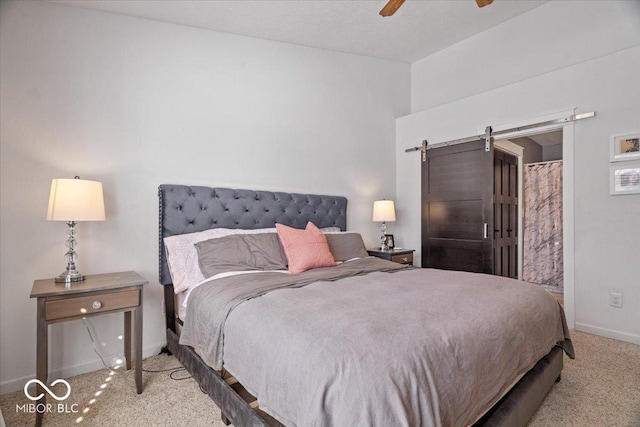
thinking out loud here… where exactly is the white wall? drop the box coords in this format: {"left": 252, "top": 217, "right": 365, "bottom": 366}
{"left": 410, "top": 0, "right": 640, "bottom": 113}
{"left": 397, "top": 1, "right": 640, "bottom": 344}
{"left": 0, "top": 1, "right": 410, "bottom": 393}
{"left": 542, "top": 144, "right": 563, "bottom": 162}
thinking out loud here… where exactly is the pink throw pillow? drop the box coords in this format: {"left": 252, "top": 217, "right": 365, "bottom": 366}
{"left": 276, "top": 222, "right": 337, "bottom": 274}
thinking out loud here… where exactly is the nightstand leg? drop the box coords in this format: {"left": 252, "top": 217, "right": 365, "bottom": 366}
{"left": 36, "top": 298, "right": 47, "bottom": 427}
{"left": 124, "top": 311, "right": 132, "bottom": 371}
{"left": 135, "top": 303, "right": 143, "bottom": 394}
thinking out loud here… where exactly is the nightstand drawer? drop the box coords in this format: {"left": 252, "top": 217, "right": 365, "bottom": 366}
{"left": 368, "top": 249, "right": 415, "bottom": 265}
{"left": 46, "top": 289, "right": 139, "bottom": 321}
{"left": 391, "top": 253, "right": 413, "bottom": 264}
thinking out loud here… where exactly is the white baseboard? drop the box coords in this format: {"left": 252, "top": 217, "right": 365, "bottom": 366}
{"left": 575, "top": 323, "right": 640, "bottom": 345}
{"left": 0, "top": 343, "right": 164, "bottom": 395}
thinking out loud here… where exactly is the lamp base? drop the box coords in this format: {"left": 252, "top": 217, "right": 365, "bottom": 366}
{"left": 55, "top": 220, "right": 85, "bottom": 284}
{"left": 54, "top": 271, "right": 85, "bottom": 283}
{"left": 380, "top": 220, "right": 388, "bottom": 251}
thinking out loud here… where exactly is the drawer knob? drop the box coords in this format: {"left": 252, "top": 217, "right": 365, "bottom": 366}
{"left": 402, "top": 257, "right": 408, "bottom": 262}
{"left": 92, "top": 301, "right": 102, "bottom": 310}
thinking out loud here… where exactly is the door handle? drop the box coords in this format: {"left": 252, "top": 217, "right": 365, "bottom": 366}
{"left": 483, "top": 223, "right": 489, "bottom": 239}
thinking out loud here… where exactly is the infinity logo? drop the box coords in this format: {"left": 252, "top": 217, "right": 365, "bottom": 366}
{"left": 24, "top": 379, "right": 71, "bottom": 401}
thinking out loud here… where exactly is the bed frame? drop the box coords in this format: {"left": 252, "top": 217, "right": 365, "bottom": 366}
{"left": 158, "top": 184, "right": 563, "bottom": 427}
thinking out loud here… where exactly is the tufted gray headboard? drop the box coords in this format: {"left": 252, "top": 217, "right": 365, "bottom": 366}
{"left": 158, "top": 185, "right": 347, "bottom": 286}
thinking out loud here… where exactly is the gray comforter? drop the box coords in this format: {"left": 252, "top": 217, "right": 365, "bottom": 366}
{"left": 180, "top": 258, "right": 573, "bottom": 427}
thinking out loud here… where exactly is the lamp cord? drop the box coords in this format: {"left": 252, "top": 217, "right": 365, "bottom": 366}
{"left": 81, "top": 318, "right": 202, "bottom": 390}
{"left": 82, "top": 317, "right": 120, "bottom": 373}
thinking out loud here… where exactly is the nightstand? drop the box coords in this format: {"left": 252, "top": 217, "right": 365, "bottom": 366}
{"left": 367, "top": 248, "right": 415, "bottom": 265}
{"left": 30, "top": 271, "right": 146, "bottom": 427}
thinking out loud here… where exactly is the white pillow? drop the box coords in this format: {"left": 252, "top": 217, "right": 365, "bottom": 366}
{"left": 321, "top": 227, "right": 342, "bottom": 233}
{"left": 164, "top": 228, "right": 276, "bottom": 294}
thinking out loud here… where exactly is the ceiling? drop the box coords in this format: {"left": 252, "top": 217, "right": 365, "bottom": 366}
{"left": 52, "top": 0, "right": 549, "bottom": 63}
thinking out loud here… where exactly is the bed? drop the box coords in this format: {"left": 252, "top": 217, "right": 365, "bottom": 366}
{"left": 158, "top": 185, "right": 574, "bottom": 427}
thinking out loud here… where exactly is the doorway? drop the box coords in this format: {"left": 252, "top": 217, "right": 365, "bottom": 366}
{"left": 502, "top": 130, "right": 564, "bottom": 299}
{"left": 421, "top": 129, "right": 566, "bottom": 294}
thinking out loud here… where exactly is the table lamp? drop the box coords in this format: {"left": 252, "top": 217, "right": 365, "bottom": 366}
{"left": 47, "top": 177, "right": 105, "bottom": 283}
{"left": 372, "top": 200, "right": 396, "bottom": 251}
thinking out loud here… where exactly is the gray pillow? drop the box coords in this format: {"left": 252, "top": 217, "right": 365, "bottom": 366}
{"left": 195, "top": 235, "right": 256, "bottom": 279}
{"left": 242, "top": 233, "right": 288, "bottom": 270}
{"left": 195, "top": 233, "right": 289, "bottom": 279}
{"left": 325, "top": 233, "right": 369, "bottom": 261}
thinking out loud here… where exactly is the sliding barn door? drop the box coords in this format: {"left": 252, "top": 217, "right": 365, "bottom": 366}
{"left": 422, "top": 139, "right": 494, "bottom": 273}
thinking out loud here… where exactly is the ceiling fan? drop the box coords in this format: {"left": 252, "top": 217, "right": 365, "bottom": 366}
{"left": 380, "top": 0, "right": 494, "bottom": 17}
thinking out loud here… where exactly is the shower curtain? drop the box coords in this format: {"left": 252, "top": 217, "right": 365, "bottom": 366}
{"left": 523, "top": 161, "right": 563, "bottom": 291}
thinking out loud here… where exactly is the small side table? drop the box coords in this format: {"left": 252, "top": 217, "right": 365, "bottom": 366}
{"left": 367, "top": 248, "right": 415, "bottom": 265}
{"left": 30, "top": 271, "right": 147, "bottom": 427}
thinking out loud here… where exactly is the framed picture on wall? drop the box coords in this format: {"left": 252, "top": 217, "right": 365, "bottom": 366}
{"left": 610, "top": 131, "right": 640, "bottom": 162}
{"left": 610, "top": 164, "right": 640, "bottom": 195}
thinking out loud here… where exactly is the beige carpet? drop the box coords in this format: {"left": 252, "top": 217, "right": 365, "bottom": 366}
{"left": 1, "top": 331, "right": 639, "bottom": 427}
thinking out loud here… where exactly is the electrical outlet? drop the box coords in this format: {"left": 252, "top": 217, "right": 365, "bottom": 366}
{"left": 609, "top": 292, "right": 623, "bottom": 308}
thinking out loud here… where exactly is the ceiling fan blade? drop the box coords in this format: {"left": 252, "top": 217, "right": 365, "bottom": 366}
{"left": 476, "top": 0, "right": 494, "bottom": 7}
{"left": 379, "top": 0, "right": 406, "bottom": 17}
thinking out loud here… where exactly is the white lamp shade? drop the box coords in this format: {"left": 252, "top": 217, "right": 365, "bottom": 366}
{"left": 47, "top": 178, "right": 106, "bottom": 221}
{"left": 372, "top": 200, "right": 396, "bottom": 222}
